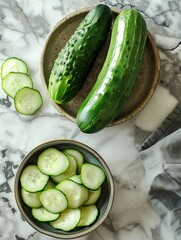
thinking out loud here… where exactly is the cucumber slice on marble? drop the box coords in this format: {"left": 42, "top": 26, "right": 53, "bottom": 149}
{"left": 1, "top": 57, "right": 28, "bottom": 79}
{"left": 14, "top": 87, "right": 43, "bottom": 115}
{"left": 2, "top": 72, "right": 33, "bottom": 98}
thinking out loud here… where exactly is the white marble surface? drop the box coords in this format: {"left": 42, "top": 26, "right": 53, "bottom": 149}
{"left": 0, "top": 0, "right": 181, "bottom": 240}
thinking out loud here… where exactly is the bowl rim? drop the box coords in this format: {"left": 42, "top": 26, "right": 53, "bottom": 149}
{"left": 40, "top": 6, "right": 160, "bottom": 126}
{"left": 14, "top": 139, "right": 115, "bottom": 239}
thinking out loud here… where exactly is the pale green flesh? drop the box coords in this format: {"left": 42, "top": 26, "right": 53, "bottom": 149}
{"left": 1, "top": 57, "right": 28, "bottom": 79}
{"left": 20, "top": 165, "right": 49, "bottom": 192}
{"left": 40, "top": 188, "right": 67, "bottom": 213}
{"left": 51, "top": 153, "right": 77, "bottom": 183}
{"left": 2, "top": 72, "right": 33, "bottom": 98}
{"left": 50, "top": 208, "right": 81, "bottom": 231}
{"left": 81, "top": 163, "right": 106, "bottom": 190}
{"left": 21, "top": 187, "right": 42, "bottom": 208}
{"left": 56, "top": 179, "right": 87, "bottom": 209}
{"left": 77, "top": 205, "right": 98, "bottom": 227}
{"left": 37, "top": 148, "right": 69, "bottom": 176}
{"left": 14, "top": 87, "right": 43, "bottom": 115}
{"left": 32, "top": 207, "right": 59, "bottom": 222}
{"left": 64, "top": 149, "right": 84, "bottom": 174}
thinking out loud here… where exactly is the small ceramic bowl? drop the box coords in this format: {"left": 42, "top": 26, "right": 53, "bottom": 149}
{"left": 40, "top": 7, "right": 160, "bottom": 126}
{"left": 14, "top": 140, "right": 114, "bottom": 239}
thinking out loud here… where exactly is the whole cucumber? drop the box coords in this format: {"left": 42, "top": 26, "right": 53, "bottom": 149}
{"left": 48, "top": 4, "right": 112, "bottom": 104}
{"left": 77, "top": 9, "right": 147, "bottom": 133}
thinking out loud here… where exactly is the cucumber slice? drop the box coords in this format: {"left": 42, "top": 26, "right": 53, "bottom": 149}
{"left": 68, "top": 175, "right": 82, "bottom": 184}
{"left": 64, "top": 149, "right": 84, "bottom": 174}
{"left": 84, "top": 187, "right": 101, "bottom": 205}
{"left": 51, "top": 153, "right": 77, "bottom": 183}
{"left": 1, "top": 57, "right": 28, "bottom": 79}
{"left": 37, "top": 148, "right": 69, "bottom": 176}
{"left": 50, "top": 208, "right": 81, "bottom": 231}
{"left": 80, "top": 163, "right": 106, "bottom": 190}
{"left": 44, "top": 179, "right": 56, "bottom": 190}
{"left": 21, "top": 187, "right": 42, "bottom": 208}
{"left": 32, "top": 207, "right": 59, "bottom": 222}
{"left": 14, "top": 87, "right": 43, "bottom": 115}
{"left": 40, "top": 188, "right": 68, "bottom": 214}
{"left": 56, "top": 179, "right": 88, "bottom": 209}
{"left": 77, "top": 205, "right": 98, "bottom": 227}
{"left": 2, "top": 72, "right": 33, "bottom": 98}
{"left": 20, "top": 165, "right": 49, "bottom": 192}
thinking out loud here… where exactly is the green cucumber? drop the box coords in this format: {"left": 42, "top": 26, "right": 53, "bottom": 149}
{"left": 77, "top": 9, "right": 147, "bottom": 133}
{"left": 48, "top": 4, "right": 112, "bottom": 104}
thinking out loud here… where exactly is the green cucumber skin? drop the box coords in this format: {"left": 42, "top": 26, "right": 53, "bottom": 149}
{"left": 77, "top": 9, "right": 147, "bottom": 133}
{"left": 48, "top": 4, "right": 112, "bottom": 104}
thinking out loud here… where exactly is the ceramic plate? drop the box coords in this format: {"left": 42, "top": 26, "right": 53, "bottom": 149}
{"left": 41, "top": 7, "right": 160, "bottom": 126}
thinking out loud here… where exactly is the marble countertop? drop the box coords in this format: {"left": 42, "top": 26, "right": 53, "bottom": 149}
{"left": 0, "top": 0, "right": 181, "bottom": 240}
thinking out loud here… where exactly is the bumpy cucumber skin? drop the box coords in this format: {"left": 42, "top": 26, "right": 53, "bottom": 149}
{"left": 77, "top": 9, "right": 147, "bottom": 133}
{"left": 48, "top": 4, "right": 112, "bottom": 104}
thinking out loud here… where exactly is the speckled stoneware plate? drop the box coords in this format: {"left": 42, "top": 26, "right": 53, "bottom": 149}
{"left": 40, "top": 7, "right": 160, "bottom": 126}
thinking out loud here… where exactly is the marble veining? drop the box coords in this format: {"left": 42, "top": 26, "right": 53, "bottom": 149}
{"left": 0, "top": 0, "right": 181, "bottom": 240}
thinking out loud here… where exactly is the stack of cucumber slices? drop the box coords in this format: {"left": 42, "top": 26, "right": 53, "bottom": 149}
{"left": 20, "top": 148, "right": 106, "bottom": 231}
{"left": 1, "top": 57, "right": 43, "bottom": 115}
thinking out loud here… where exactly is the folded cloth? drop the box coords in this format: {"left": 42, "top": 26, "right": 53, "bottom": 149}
{"left": 139, "top": 104, "right": 181, "bottom": 240}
